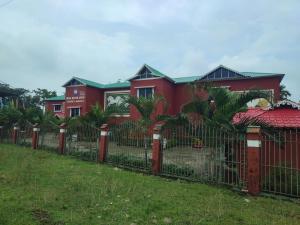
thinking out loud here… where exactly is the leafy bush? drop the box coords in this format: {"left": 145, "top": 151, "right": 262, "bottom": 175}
{"left": 106, "top": 154, "right": 151, "bottom": 170}
{"left": 263, "top": 163, "right": 300, "bottom": 196}
{"left": 162, "top": 164, "right": 195, "bottom": 177}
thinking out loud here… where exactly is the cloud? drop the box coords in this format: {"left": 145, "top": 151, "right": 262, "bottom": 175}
{"left": 0, "top": 0, "right": 299, "bottom": 100}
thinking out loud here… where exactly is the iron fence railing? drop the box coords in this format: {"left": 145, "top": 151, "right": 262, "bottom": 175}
{"left": 0, "top": 126, "right": 13, "bottom": 144}
{"left": 106, "top": 121, "right": 152, "bottom": 172}
{"left": 160, "top": 123, "right": 247, "bottom": 189}
{"left": 261, "top": 129, "right": 300, "bottom": 198}
{"left": 17, "top": 121, "right": 33, "bottom": 147}
{"left": 65, "top": 123, "right": 100, "bottom": 162}
{"left": 38, "top": 122, "right": 60, "bottom": 153}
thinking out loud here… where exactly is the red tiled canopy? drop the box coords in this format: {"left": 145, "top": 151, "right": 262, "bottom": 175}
{"left": 233, "top": 108, "right": 300, "bottom": 128}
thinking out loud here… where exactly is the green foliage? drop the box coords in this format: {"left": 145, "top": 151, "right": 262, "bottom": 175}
{"left": 32, "top": 88, "right": 57, "bottom": 107}
{"left": 127, "top": 94, "right": 166, "bottom": 129}
{"left": 106, "top": 154, "right": 151, "bottom": 170}
{"left": 0, "top": 103, "right": 22, "bottom": 126}
{"left": 85, "top": 103, "right": 119, "bottom": 126}
{"left": 264, "top": 163, "right": 300, "bottom": 196}
{"left": 280, "top": 84, "right": 291, "bottom": 100}
{"left": 182, "top": 83, "right": 271, "bottom": 131}
{"left": 162, "top": 164, "right": 195, "bottom": 177}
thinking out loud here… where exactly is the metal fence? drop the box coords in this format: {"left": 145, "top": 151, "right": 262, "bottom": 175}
{"left": 160, "top": 123, "right": 247, "bottom": 189}
{"left": 261, "top": 129, "right": 300, "bottom": 197}
{"left": 106, "top": 121, "right": 152, "bottom": 172}
{"left": 0, "top": 126, "right": 13, "bottom": 144}
{"left": 65, "top": 123, "right": 100, "bottom": 162}
{"left": 17, "top": 121, "right": 33, "bottom": 147}
{"left": 38, "top": 122, "right": 60, "bottom": 153}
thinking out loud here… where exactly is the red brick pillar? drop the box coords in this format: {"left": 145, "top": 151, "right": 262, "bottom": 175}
{"left": 98, "top": 124, "right": 109, "bottom": 162}
{"left": 152, "top": 124, "right": 163, "bottom": 175}
{"left": 13, "top": 125, "right": 20, "bottom": 144}
{"left": 59, "top": 123, "right": 67, "bottom": 154}
{"left": 32, "top": 124, "right": 40, "bottom": 149}
{"left": 246, "top": 126, "right": 261, "bottom": 195}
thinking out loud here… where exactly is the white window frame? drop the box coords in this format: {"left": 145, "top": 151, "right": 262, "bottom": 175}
{"left": 53, "top": 104, "right": 62, "bottom": 112}
{"left": 104, "top": 90, "right": 130, "bottom": 117}
{"left": 232, "top": 89, "right": 274, "bottom": 103}
{"left": 69, "top": 107, "right": 81, "bottom": 117}
{"left": 136, "top": 86, "right": 155, "bottom": 98}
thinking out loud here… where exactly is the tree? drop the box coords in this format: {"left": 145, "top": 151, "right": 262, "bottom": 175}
{"left": 32, "top": 88, "right": 57, "bottom": 108}
{"left": 127, "top": 94, "right": 166, "bottom": 129}
{"left": 280, "top": 84, "right": 291, "bottom": 100}
{"left": 182, "top": 83, "right": 271, "bottom": 131}
{"left": 81, "top": 103, "right": 120, "bottom": 127}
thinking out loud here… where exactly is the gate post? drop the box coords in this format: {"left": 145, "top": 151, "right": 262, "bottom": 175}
{"left": 246, "top": 126, "right": 261, "bottom": 195}
{"left": 13, "top": 125, "right": 20, "bottom": 144}
{"left": 152, "top": 124, "right": 163, "bottom": 175}
{"left": 32, "top": 124, "right": 40, "bottom": 149}
{"left": 98, "top": 124, "right": 109, "bottom": 162}
{"left": 59, "top": 123, "right": 67, "bottom": 154}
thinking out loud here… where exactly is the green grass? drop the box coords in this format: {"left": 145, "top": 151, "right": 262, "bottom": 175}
{"left": 0, "top": 144, "right": 299, "bottom": 225}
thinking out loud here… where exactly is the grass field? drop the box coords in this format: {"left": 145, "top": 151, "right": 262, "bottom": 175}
{"left": 0, "top": 144, "right": 299, "bottom": 225}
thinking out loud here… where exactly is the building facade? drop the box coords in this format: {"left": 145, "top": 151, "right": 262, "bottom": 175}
{"left": 45, "top": 64, "right": 284, "bottom": 120}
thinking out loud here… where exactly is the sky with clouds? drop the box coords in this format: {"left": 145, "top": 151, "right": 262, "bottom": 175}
{"left": 0, "top": 0, "right": 299, "bottom": 100}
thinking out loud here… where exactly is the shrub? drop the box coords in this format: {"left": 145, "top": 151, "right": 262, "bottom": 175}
{"left": 162, "top": 164, "right": 195, "bottom": 177}
{"left": 106, "top": 154, "right": 151, "bottom": 170}
{"left": 263, "top": 163, "right": 300, "bottom": 196}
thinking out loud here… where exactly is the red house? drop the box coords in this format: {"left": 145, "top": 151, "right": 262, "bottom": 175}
{"left": 45, "top": 64, "right": 284, "bottom": 120}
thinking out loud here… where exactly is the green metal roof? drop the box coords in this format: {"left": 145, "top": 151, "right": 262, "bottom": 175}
{"left": 173, "top": 76, "right": 200, "bottom": 84}
{"left": 73, "top": 77, "right": 105, "bottom": 89}
{"left": 144, "top": 64, "right": 166, "bottom": 77}
{"left": 239, "top": 72, "right": 282, "bottom": 77}
{"left": 103, "top": 81, "right": 130, "bottom": 89}
{"left": 45, "top": 95, "right": 65, "bottom": 101}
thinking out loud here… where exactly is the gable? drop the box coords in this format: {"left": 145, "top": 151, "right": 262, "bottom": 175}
{"left": 63, "top": 78, "right": 84, "bottom": 87}
{"left": 200, "top": 66, "right": 245, "bottom": 81}
{"left": 129, "top": 64, "right": 171, "bottom": 81}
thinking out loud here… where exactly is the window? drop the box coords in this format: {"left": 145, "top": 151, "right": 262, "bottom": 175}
{"left": 137, "top": 87, "right": 154, "bottom": 98}
{"left": 53, "top": 104, "right": 62, "bottom": 112}
{"left": 70, "top": 108, "right": 80, "bottom": 117}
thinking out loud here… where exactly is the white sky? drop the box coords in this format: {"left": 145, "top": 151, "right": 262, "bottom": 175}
{"left": 0, "top": 0, "right": 299, "bottom": 100}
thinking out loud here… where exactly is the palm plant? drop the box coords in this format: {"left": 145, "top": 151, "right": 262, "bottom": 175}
{"left": 126, "top": 94, "right": 166, "bottom": 149}
{"left": 280, "top": 84, "right": 291, "bottom": 100}
{"left": 182, "top": 83, "right": 271, "bottom": 131}
{"left": 82, "top": 103, "right": 120, "bottom": 127}
{"left": 127, "top": 94, "right": 166, "bottom": 129}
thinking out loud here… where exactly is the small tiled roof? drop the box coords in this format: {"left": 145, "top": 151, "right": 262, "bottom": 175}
{"left": 45, "top": 95, "right": 65, "bottom": 101}
{"left": 233, "top": 104, "right": 300, "bottom": 128}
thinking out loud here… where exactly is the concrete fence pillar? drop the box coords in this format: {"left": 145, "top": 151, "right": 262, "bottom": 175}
{"left": 59, "top": 123, "right": 67, "bottom": 154}
{"left": 32, "top": 124, "right": 40, "bottom": 149}
{"left": 98, "top": 124, "right": 109, "bottom": 162}
{"left": 152, "top": 124, "right": 163, "bottom": 175}
{"left": 13, "top": 125, "right": 20, "bottom": 144}
{"left": 246, "top": 126, "right": 261, "bottom": 195}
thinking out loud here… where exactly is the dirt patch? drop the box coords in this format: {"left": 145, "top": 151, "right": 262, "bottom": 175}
{"left": 32, "top": 208, "right": 65, "bottom": 225}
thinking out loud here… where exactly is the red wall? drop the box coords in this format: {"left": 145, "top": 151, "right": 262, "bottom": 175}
{"left": 45, "top": 76, "right": 282, "bottom": 120}
{"left": 45, "top": 100, "right": 65, "bottom": 118}
{"left": 174, "top": 76, "right": 282, "bottom": 114}
{"left": 130, "top": 78, "right": 175, "bottom": 120}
